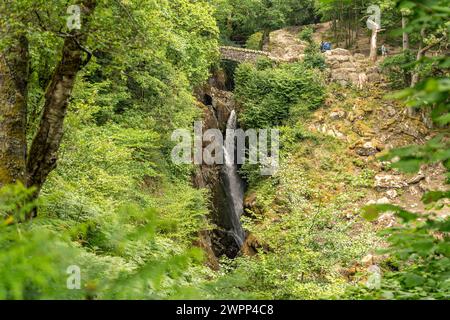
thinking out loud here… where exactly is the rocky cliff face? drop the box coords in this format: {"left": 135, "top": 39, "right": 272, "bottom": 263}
{"left": 324, "top": 48, "right": 382, "bottom": 86}
{"left": 307, "top": 86, "right": 449, "bottom": 222}
{"left": 193, "top": 71, "right": 248, "bottom": 259}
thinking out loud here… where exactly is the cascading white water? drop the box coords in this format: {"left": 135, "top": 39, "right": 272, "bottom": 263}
{"left": 222, "top": 110, "right": 246, "bottom": 248}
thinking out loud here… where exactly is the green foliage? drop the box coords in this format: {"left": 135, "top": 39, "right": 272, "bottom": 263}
{"left": 0, "top": 224, "right": 81, "bottom": 299}
{"left": 381, "top": 50, "right": 416, "bottom": 88}
{"left": 0, "top": 183, "right": 210, "bottom": 299}
{"left": 0, "top": 0, "right": 218, "bottom": 300}
{"left": 351, "top": 1, "right": 450, "bottom": 300}
{"left": 303, "top": 42, "right": 327, "bottom": 71}
{"left": 355, "top": 204, "right": 450, "bottom": 299}
{"left": 235, "top": 62, "right": 325, "bottom": 128}
{"left": 392, "top": 0, "right": 449, "bottom": 124}
{"left": 297, "top": 25, "right": 326, "bottom": 71}
{"left": 245, "top": 32, "right": 263, "bottom": 50}
{"left": 299, "top": 26, "right": 314, "bottom": 43}
{"left": 316, "top": 0, "right": 401, "bottom": 47}
{"left": 391, "top": 75, "right": 450, "bottom": 126}
{"left": 211, "top": 0, "right": 317, "bottom": 43}
{"left": 0, "top": 183, "right": 38, "bottom": 223}
{"left": 0, "top": 184, "right": 83, "bottom": 299}
{"left": 379, "top": 135, "right": 450, "bottom": 180}
{"left": 1, "top": 0, "right": 448, "bottom": 302}
{"left": 227, "top": 138, "right": 381, "bottom": 299}
{"left": 381, "top": 2, "right": 449, "bottom": 174}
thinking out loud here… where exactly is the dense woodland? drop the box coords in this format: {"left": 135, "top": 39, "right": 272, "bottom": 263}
{"left": 0, "top": 0, "right": 448, "bottom": 300}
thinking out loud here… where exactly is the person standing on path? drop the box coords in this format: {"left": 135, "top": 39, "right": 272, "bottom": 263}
{"left": 381, "top": 44, "right": 388, "bottom": 57}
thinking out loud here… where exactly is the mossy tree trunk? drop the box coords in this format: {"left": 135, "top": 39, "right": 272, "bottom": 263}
{"left": 27, "top": 33, "right": 93, "bottom": 192}
{"left": 1, "top": 0, "right": 97, "bottom": 203}
{"left": 0, "top": 35, "right": 29, "bottom": 189}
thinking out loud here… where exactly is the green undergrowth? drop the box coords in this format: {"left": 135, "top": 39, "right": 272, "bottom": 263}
{"left": 228, "top": 81, "right": 382, "bottom": 299}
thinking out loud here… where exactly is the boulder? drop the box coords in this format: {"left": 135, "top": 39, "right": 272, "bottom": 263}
{"left": 361, "top": 254, "right": 375, "bottom": 267}
{"left": 331, "top": 72, "right": 348, "bottom": 81}
{"left": 355, "top": 141, "right": 379, "bottom": 156}
{"left": 331, "top": 48, "right": 352, "bottom": 56}
{"left": 377, "top": 213, "right": 397, "bottom": 228}
{"left": 329, "top": 109, "right": 346, "bottom": 120}
{"left": 352, "top": 121, "right": 375, "bottom": 137}
{"left": 386, "top": 189, "right": 398, "bottom": 199}
{"left": 375, "top": 174, "right": 409, "bottom": 189}
{"left": 367, "top": 73, "right": 382, "bottom": 83}
{"left": 385, "top": 105, "right": 397, "bottom": 117}
{"left": 348, "top": 73, "right": 359, "bottom": 85}
{"left": 334, "top": 55, "right": 351, "bottom": 62}
{"left": 341, "top": 62, "right": 356, "bottom": 69}
{"left": 339, "top": 67, "right": 358, "bottom": 73}
{"left": 367, "top": 197, "right": 390, "bottom": 205}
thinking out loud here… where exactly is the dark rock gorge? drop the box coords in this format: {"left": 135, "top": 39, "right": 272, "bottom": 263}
{"left": 193, "top": 66, "right": 253, "bottom": 264}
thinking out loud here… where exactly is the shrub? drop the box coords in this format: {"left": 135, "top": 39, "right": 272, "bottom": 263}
{"left": 235, "top": 62, "right": 325, "bottom": 129}
{"left": 380, "top": 50, "right": 439, "bottom": 89}
{"left": 380, "top": 50, "right": 416, "bottom": 88}
{"left": 348, "top": 205, "right": 450, "bottom": 300}
{"left": 299, "top": 26, "right": 314, "bottom": 43}
{"left": 246, "top": 32, "right": 263, "bottom": 50}
{"left": 0, "top": 183, "right": 208, "bottom": 300}
{"left": 255, "top": 56, "right": 275, "bottom": 70}
{"left": 303, "top": 42, "right": 327, "bottom": 71}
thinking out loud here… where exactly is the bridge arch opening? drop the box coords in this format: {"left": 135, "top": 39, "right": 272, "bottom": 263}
{"left": 203, "top": 94, "right": 213, "bottom": 106}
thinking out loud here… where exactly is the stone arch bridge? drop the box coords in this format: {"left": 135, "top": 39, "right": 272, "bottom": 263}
{"left": 220, "top": 46, "right": 273, "bottom": 63}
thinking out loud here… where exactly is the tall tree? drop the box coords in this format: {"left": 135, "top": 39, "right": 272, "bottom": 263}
{"left": 26, "top": 0, "right": 97, "bottom": 192}
{"left": 0, "top": 0, "right": 97, "bottom": 196}
{"left": 0, "top": 0, "right": 219, "bottom": 201}
{"left": 367, "top": 6, "right": 381, "bottom": 61}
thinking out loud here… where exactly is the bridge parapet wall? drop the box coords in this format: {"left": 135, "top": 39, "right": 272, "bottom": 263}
{"left": 220, "top": 46, "right": 272, "bottom": 63}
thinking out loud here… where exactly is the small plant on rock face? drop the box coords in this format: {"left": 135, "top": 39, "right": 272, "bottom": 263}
{"left": 299, "top": 26, "right": 314, "bottom": 43}
{"left": 303, "top": 42, "right": 327, "bottom": 71}
{"left": 297, "top": 26, "right": 326, "bottom": 71}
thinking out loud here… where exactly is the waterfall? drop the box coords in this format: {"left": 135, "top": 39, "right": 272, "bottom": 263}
{"left": 221, "top": 110, "right": 246, "bottom": 248}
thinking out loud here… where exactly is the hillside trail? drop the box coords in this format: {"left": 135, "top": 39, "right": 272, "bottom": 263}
{"left": 267, "top": 21, "right": 399, "bottom": 60}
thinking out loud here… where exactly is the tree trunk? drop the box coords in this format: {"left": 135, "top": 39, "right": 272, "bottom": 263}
{"left": 0, "top": 36, "right": 29, "bottom": 188}
{"left": 333, "top": 17, "right": 337, "bottom": 45}
{"left": 410, "top": 50, "right": 423, "bottom": 88}
{"left": 408, "top": 27, "right": 423, "bottom": 116}
{"left": 402, "top": 14, "right": 409, "bottom": 51}
{"left": 411, "top": 28, "right": 427, "bottom": 88}
{"left": 260, "top": 29, "right": 270, "bottom": 51}
{"left": 369, "top": 27, "right": 378, "bottom": 62}
{"left": 355, "top": 14, "right": 358, "bottom": 48}
{"left": 26, "top": 0, "right": 97, "bottom": 193}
